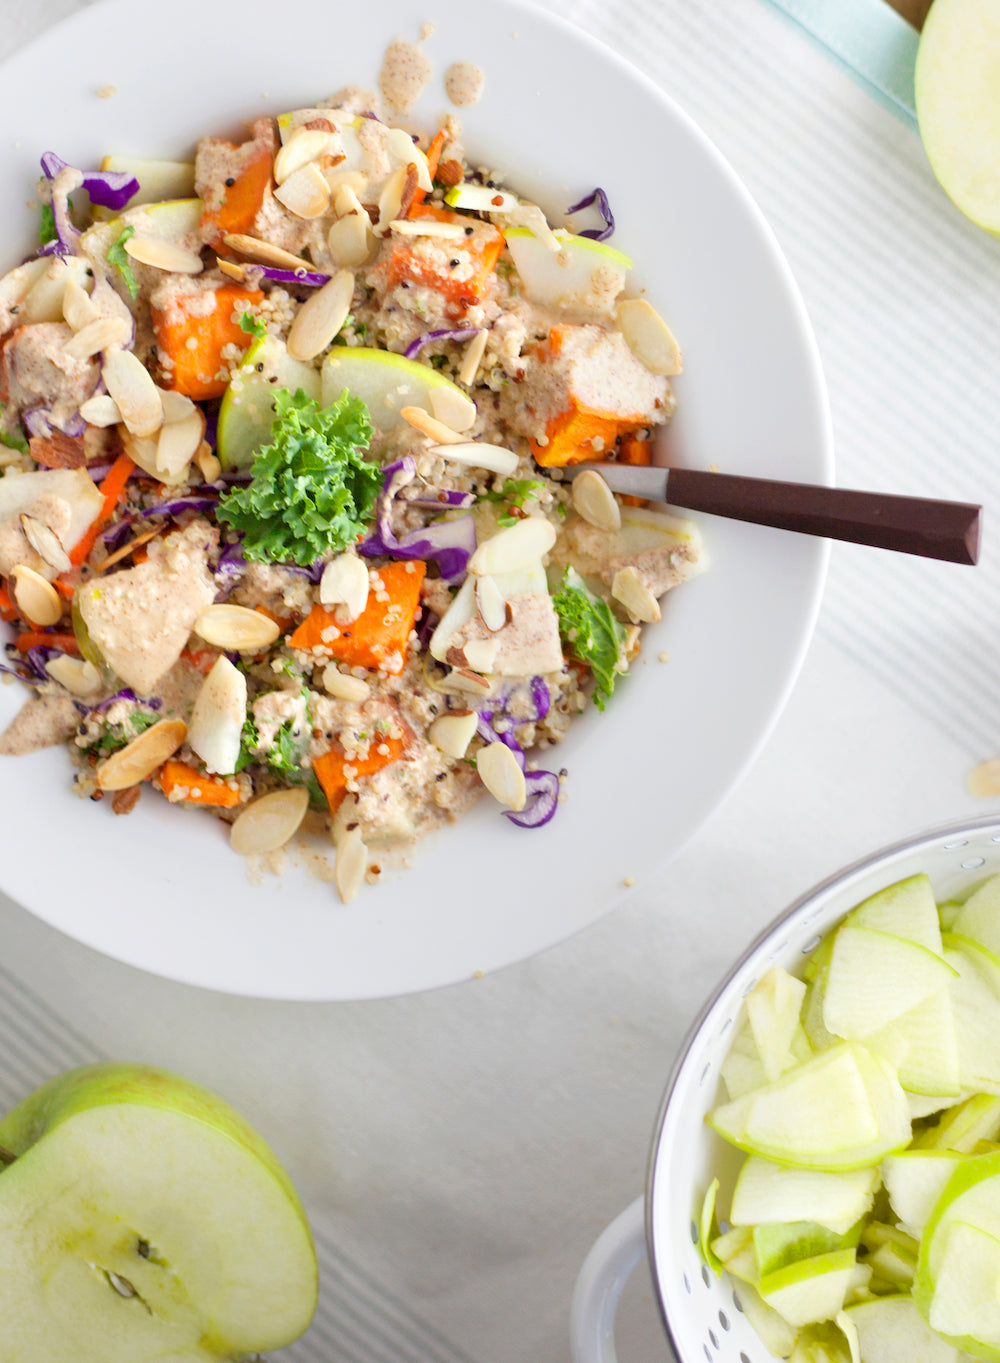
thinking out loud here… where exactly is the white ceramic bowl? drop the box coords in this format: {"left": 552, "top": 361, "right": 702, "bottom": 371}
{"left": 571, "top": 814, "right": 1000, "bottom": 1363}
{"left": 0, "top": 0, "right": 831, "bottom": 999}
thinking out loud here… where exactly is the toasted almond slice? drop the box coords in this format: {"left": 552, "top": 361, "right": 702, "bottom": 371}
{"left": 102, "top": 347, "right": 164, "bottom": 438}
{"left": 457, "top": 329, "right": 488, "bottom": 387}
{"left": 385, "top": 127, "right": 432, "bottom": 191}
{"left": 429, "top": 386, "right": 477, "bottom": 433}
{"left": 617, "top": 298, "right": 683, "bottom": 377}
{"left": 158, "top": 388, "right": 198, "bottom": 424}
{"left": 318, "top": 553, "right": 369, "bottom": 620}
{"left": 194, "top": 443, "right": 221, "bottom": 483}
{"left": 430, "top": 441, "right": 518, "bottom": 476}
{"left": 79, "top": 393, "right": 122, "bottom": 428}
{"left": 92, "top": 524, "right": 163, "bottom": 574}
{"left": 20, "top": 514, "right": 71, "bottom": 573}
{"left": 11, "top": 564, "right": 62, "bottom": 626}
{"left": 46, "top": 654, "right": 101, "bottom": 697}
{"left": 389, "top": 219, "right": 467, "bottom": 240}
{"left": 194, "top": 604, "right": 282, "bottom": 651}
{"left": 399, "top": 406, "right": 463, "bottom": 445}
{"left": 445, "top": 667, "right": 492, "bottom": 696}
{"left": 463, "top": 638, "right": 498, "bottom": 673}
{"left": 156, "top": 408, "right": 205, "bottom": 480}
{"left": 119, "top": 426, "right": 165, "bottom": 481}
{"left": 230, "top": 787, "right": 310, "bottom": 857}
{"left": 428, "top": 710, "right": 477, "bottom": 760}
{"left": 325, "top": 169, "right": 368, "bottom": 200}
{"left": 968, "top": 760, "right": 1000, "bottom": 799}
{"left": 475, "top": 574, "right": 509, "bottom": 632}
{"left": 612, "top": 565, "right": 661, "bottom": 623}
{"left": 334, "top": 823, "right": 368, "bottom": 904}
{"left": 327, "top": 212, "right": 373, "bottom": 269}
{"left": 477, "top": 740, "right": 527, "bottom": 812}
{"left": 274, "top": 128, "right": 335, "bottom": 185}
{"left": 321, "top": 665, "right": 370, "bottom": 702}
{"left": 572, "top": 469, "right": 621, "bottom": 533}
{"left": 222, "top": 233, "right": 315, "bottom": 273}
{"left": 274, "top": 162, "right": 331, "bottom": 219}
{"left": 124, "top": 235, "right": 204, "bottom": 275}
{"left": 469, "top": 518, "right": 557, "bottom": 576}
{"left": 374, "top": 165, "right": 410, "bottom": 238}
{"left": 61, "top": 277, "right": 99, "bottom": 331}
{"left": 62, "top": 315, "right": 132, "bottom": 361}
{"left": 217, "top": 258, "right": 249, "bottom": 283}
{"left": 96, "top": 718, "right": 187, "bottom": 791}
{"left": 287, "top": 269, "right": 355, "bottom": 361}
{"left": 332, "top": 184, "right": 366, "bottom": 219}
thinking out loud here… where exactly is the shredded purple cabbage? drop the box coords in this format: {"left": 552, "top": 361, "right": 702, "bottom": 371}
{"left": 94, "top": 689, "right": 161, "bottom": 713}
{"left": 246, "top": 264, "right": 330, "bottom": 287}
{"left": 40, "top": 153, "right": 140, "bottom": 210}
{"left": 565, "top": 187, "right": 615, "bottom": 242}
{"left": 143, "top": 494, "right": 220, "bottom": 518}
{"left": 359, "top": 457, "right": 476, "bottom": 581}
{"left": 475, "top": 707, "right": 560, "bottom": 829}
{"left": 529, "top": 676, "right": 551, "bottom": 721}
{"left": 409, "top": 488, "right": 476, "bottom": 511}
{"left": 403, "top": 328, "right": 480, "bottom": 360}
{"left": 24, "top": 646, "right": 58, "bottom": 682}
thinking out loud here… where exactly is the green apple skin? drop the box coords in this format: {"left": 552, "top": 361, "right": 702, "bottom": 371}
{"left": 0, "top": 1063, "right": 317, "bottom": 1360}
{"left": 320, "top": 345, "right": 467, "bottom": 434}
{"left": 216, "top": 333, "right": 321, "bottom": 470}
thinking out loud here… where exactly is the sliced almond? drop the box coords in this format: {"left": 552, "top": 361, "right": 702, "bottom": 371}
{"left": 469, "top": 517, "right": 557, "bottom": 576}
{"left": 124, "top": 235, "right": 204, "bottom": 275}
{"left": 327, "top": 212, "right": 373, "bottom": 269}
{"left": 274, "top": 162, "right": 331, "bottom": 219}
{"left": 389, "top": 219, "right": 467, "bottom": 240}
{"left": 274, "top": 128, "right": 335, "bottom": 185}
{"left": 158, "top": 388, "right": 199, "bottom": 424}
{"left": 386, "top": 127, "right": 432, "bottom": 191}
{"left": 102, "top": 347, "right": 164, "bottom": 438}
{"left": 194, "top": 443, "right": 222, "bottom": 483}
{"left": 374, "top": 165, "right": 410, "bottom": 238}
{"left": 401, "top": 406, "right": 464, "bottom": 445}
{"left": 477, "top": 740, "right": 527, "bottom": 812}
{"left": 96, "top": 717, "right": 187, "bottom": 791}
{"left": 187, "top": 655, "right": 247, "bottom": 775}
{"left": 463, "top": 638, "right": 499, "bottom": 673}
{"left": 93, "top": 524, "right": 163, "bottom": 574}
{"left": 332, "top": 183, "right": 366, "bottom": 219}
{"left": 611, "top": 565, "right": 661, "bottom": 623}
{"left": 428, "top": 386, "right": 477, "bottom": 433}
{"left": 156, "top": 408, "right": 205, "bottom": 480}
{"left": 432, "top": 441, "right": 517, "bottom": 476}
{"left": 46, "top": 654, "right": 101, "bottom": 697}
{"left": 193, "top": 604, "right": 281, "bottom": 651}
{"left": 428, "top": 710, "right": 477, "bottom": 760}
{"left": 457, "top": 329, "right": 488, "bottom": 387}
{"left": 475, "top": 574, "right": 509, "bottom": 632}
{"left": 217, "top": 258, "right": 249, "bottom": 284}
{"left": 334, "top": 823, "right": 368, "bottom": 905}
{"left": 119, "top": 426, "right": 166, "bottom": 481}
{"left": 222, "top": 233, "right": 315, "bottom": 273}
{"left": 572, "top": 469, "right": 621, "bottom": 533}
{"left": 62, "top": 315, "right": 132, "bottom": 361}
{"left": 287, "top": 269, "right": 354, "bottom": 361}
{"left": 325, "top": 169, "right": 369, "bottom": 200}
{"left": 318, "top": 553, "right": 369, "bottom": 620}
{"left": 79, "top": 394, "right": 122, "bottom": 428}
{"left": 10, "top": 564, "right": 62, "bottom": 627}
{"left": 617, "top": 298, "right": 683, "bottom": 377}
{"left": 445, "top": 667, "right": 492, "bottom": 696}
{"left": 61, "top": 277, "right": 98, "bottom": 331}
{"left": 20, "top": 514, "right": 71, "bottom": 573}
{"left": 230, "top": 787, "right": 310, "bottom": 856}
{"left": 321, "top": 665, "right": 370, "bottom": 702}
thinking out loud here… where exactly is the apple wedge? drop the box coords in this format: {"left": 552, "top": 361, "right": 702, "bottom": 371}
{"left": 863, "top": 986, "right": 961, "bottom": 1098}
{"left": 729, "top": 1156, "right": 879, "bottom": 1236}
{"left": 846, "top": 873, "right": 943, "bottom": 954}
{"left": 821, "top": 925, "right": 956, "bottom": 1040}
{"left": 845, "top": 1295, "right": 965, "bottom": 1363}
{"left": 93, "top": 157, "right": 196, "bottom": 216}
{"left": 217, "top": 332, "right": 321, "bottom": 469}
{"left": 950, "top": 874, "right": 1000, "bottom": 960}
{"left": 746, "top": 967, "right": 808, "bottom": 1083}
{"left": 504, "top": 227, "right": 632, "bottom": 312}
{"left": 753, "top": 1219, "right": 863, "bottom": 1277}
{"left": 0, "top": 1062, "right": 317, "bottom": 1360}
{"left": 320, "top": 346, "right": 469, "bottom": 435}
{"left": 882, "top": 1150, "right": 966, "bottom": 1236}
{"left": 913, "top": 1092, "right": 1000, "bottom": 1153}
{"left": 758, "top": 1248, "right": 857, "bottom": 1328}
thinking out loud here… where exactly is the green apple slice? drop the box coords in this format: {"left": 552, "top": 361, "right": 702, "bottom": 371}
{"left": 734, "top": 1282, "right": 798, "bottom": 1358}
{"left": 802, "top": 980, "right": 839, "bottom": 1052}
{"left": 759, "top": 1248, "right": 857, "bottom": 1328}
{"left": 505, "top": 227, "right": 632, "bottom": 310}
{"left": 951, "top": 875, "right": 1000, "bottom": 959}
{"left": 943, "top": 941, "right": 1000, "bottom": 1095}
{"left": 708, "top": 1041, "right": 910, "bottom": 1171}
{"left": 867, "top": 1240, "right": 917, "bottom": 1291}
{"left": 753, "top": 1219, "right": 863, "bottom": 1277}
{"left": 443, "top": 183, "right": 518, "bottom": 213}
{"left": 730, "top": 1157, "right": 878, "bottom": 1236}
{"left": 915, "top": 0, "right": 1000, "bottom": 234}
{"left": 217, "top": 333, "right": 321, "bottom": 469}
{"left": 926, "top": 1219, "right": 1000, "bottom": 1355}
{"left": 321, "top": 346, "right": 469, "bottom": 435}
{"left": 846, "top": 873, "right": 943, "bottom": 954}
{"left": 746, "top": 967, "right": 808, "bottom": 1083}
{"left": 94, "top": 158, "right": 196, "bottom": 215}
{"left": 864, "top": 986, "right": 961, "bottom": 1097}
{"left": 0, "top": 1062, "right": 316, "bottom": 1360}
{"left": 883, "top": 1151, "right": 966, "bottom": 1236}
{"left": 845, "top": 1295, "right": 965, "bottom": 1363}
{"left": 914, "top": 1093, "right": 1000, "bottom": 1153}
{"left": 822, "top": 926, "right": 956, "bottom": 1040}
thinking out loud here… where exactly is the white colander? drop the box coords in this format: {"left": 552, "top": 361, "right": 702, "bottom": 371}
{"left": 571, "top": 814, "right": 1000, "bottom": 1363}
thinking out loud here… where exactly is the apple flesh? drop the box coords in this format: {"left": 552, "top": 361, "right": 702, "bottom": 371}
{"left": 320, "top": 346, "right": 469, "bottom": 435}
{"left": 0, "top": 1062, "right": 317, "bottom": 1360}
{"left": 216, "top": 332, "right": 321, "bottom": 469}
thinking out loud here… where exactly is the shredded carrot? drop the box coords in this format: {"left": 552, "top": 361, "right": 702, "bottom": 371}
{"left": 66, "top": 452, "right": 136, "bottom": 570}
{"left": 407, "top": 129, "right": 446, "bottom": 216}
{"left": 313, "top": 734, "right": 406, "bottom": 813}
{"left": 180, "top": 647, "right": 220, "bottom": 675}
{"left": 157, "top": 761, "right": 243, "bottom": 808}
{"left": 288, "top": 561, "right": 425, "bottom": 675}
{"left": 0, "top": 583, "right": 15, "bottom": 623}
{"left": 152, "top": 283, "right": 263, "bottom": 401}
{"left": 15, "top": 631, "right": 80, "bottom": 655}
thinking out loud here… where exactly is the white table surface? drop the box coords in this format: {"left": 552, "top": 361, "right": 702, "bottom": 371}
{"left": 2, "top": 1, "right": 998, "bottom": 1360}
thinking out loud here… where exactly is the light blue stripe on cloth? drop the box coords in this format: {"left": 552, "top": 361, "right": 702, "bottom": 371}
{"left": 762, "top": 0, "right": 920, "bottom": 123}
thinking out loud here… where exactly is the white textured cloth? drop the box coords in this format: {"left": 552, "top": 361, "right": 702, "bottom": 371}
{"left": 1, "top": 2, "right": 997, "bottom": 1360}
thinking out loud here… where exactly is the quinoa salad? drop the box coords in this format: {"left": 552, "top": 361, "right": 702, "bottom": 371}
{"left": 0, "top": 86, "right": 704, "bottom": 903}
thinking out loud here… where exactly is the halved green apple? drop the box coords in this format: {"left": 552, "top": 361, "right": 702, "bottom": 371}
{"left": 217, "top": 333, "right": 320, "bottom": 469}
{"left": 505, "top": 227, "right": 632, "bottom": 310}
{"left": 0, "top": 1062, "right": 317, "bottom": 1361}
{"left": 321, "top": 346, "right": 469, "bottom": 435}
